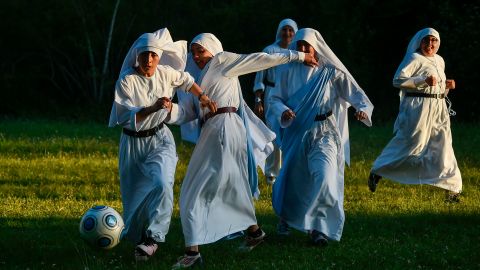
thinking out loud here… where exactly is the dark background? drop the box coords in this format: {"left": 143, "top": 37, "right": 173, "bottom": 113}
{"left": 1, "top": 0, "right": 479, "bottom": 122}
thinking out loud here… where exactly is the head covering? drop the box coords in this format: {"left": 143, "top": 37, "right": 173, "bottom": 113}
{"left": 394, "top": 27, "right": 441, "bottom": 78}
{"left": 275, "top": 18, "right": 298, "bottom": 42}
{"left": 405, "top": 27, "right": 440, "bottom": 55}
{"left": 190, "top": 33, "right": 223, "bottom": 56}
{"left": 291, "top": 28, "right": 360, "bottom": 88}
{"left": 119, "top": 28, "right": 187, "bottom": 76}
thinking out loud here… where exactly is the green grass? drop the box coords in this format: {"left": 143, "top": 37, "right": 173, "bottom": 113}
{"left": 0, "top": 119, "right": 479, "bottom": 269}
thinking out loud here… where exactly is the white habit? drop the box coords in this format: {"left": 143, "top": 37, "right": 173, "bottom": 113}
{"left": 268, "top": 28, "right": 373, "bottom": 241}
{"left": 371, "top": 28, "right": 462, "bottom": 193}
{"left": 179, "top": 33, "right": 306, "bottom": 246}
{"left": 108, "top": 29, "right": 194, "bottom": 243}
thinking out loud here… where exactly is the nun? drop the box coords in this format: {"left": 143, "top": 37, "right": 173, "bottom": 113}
{"left": 369, "top": 28, "right": 461, "bottom": 202}
{"left": 252, "top": 18, "right": 298, "bottom": 184}
{"left": 108, "top": 28, "right": 215, "bottom": 261}
{"left": 268, "top": 28, "right": 374, "bottom": 245}
{"left": 172, "top": 33, "right": 318, "bottom": 268}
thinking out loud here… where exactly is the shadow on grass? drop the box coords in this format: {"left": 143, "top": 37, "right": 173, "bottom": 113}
{"left": 1, "top": 212, "right": 479, "bottom": 269}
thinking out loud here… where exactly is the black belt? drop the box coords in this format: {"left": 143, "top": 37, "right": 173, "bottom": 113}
{"left": 123, "top": 123, "right": 164, "bottom": 137}
{"left": 405, "top": 92, "right": 445, "bottom": 99}
{"left": 203, "top": 107, "right": 237, "bottom": 123}
{"left": 315, "top": 111, "right": 333, "bottom": 121}
{"left": 263, "top": 78, "right": 275, "bottom": 88}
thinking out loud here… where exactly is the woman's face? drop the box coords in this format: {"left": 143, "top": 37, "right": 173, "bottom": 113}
{"left": 137, "top": 51, "right": 159, "bottom": 77}
{"left": 297, "top": 40, "right": 318, "bottom": 61}
{"left": 280, "top": 25, "right": 295, "bottom": 45}
{"left": 420, "top": 35, "right": 438, "bottom": 57}
{"left": 191, "top": 43, "right": 213, "bottom": 69}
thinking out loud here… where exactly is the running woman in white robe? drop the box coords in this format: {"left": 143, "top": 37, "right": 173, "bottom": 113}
{"left": 172, "top": 33, "right": 318, "bottom": 269}
{"left": 369, "top": 28, "right": 462, "bottom": 202}
{"left": 268, "top": 28, "right": 373, "bottom": 245}
{"left": 253, "top": 18, "right": 298, "bottom": 184}
{"left": 108, "top": 28, "right": 215, "bottom": 261}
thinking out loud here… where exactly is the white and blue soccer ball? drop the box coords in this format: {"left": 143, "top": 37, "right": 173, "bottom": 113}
{"left": 79, "top": 205, "right": 124, "bottom": 250}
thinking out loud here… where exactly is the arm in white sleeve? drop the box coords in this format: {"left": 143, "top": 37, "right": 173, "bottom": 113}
{"left": 110, "top": 78, "right": 145, "bottom": 131}
{"left": 393, "top": 57, "right": 428, "bottom": 90}
{"left": 253, "top": 69, "right": 266, "bottom": 92}
{"left": 168, "top": 67, "right": 195, "bottom": 92}
{"left": 165, "top": 91, "right": 199, "bottom": 125}
{"left": 222, "top": 50, "right": 305, "bottom": 78}
{"left": 268, "top": 68, "right": 294, "bottom": 128}
{"left": 333, "top": 70, "right": 374, "bottom": 127}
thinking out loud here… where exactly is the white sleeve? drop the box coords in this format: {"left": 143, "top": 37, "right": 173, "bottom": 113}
{"left": 167, "top": 67, "right": 195, "bottom": 92}
{"left": 333, "top": 70, "right": 374, "bottom": 127}
{"left": 393, "top": 58, "right": 428, "bottom": 90}
{"left": 268, "top": 67, "right": 293, "bottom": 128}
{"left": 253, "top": 69, "right": 266, "bottom": 92}
{"left": 109, "top": 78, "right": 145, "bottom": 131}
{"left": 165, "top": 90, "right": 199, "bottom": 125}
{"left": 221, "top": 51, "right": 305, "bottom": 78}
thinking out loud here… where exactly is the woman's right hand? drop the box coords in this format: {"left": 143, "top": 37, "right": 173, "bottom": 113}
{"left": 200, "top": 95, "right": 217, "bottom": 113}
{"left": 425, "top": 75, "right": 437, "bottom": 86}
{"left": 281, "top": 109, "right": 296, "bottom": 122}
{"left": 154, "top": 97, "right": 172, "bottom": 112}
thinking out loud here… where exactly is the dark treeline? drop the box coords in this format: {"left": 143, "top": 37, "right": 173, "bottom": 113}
{"left": 1, "top": 0, "right": 478, "bottom": 122}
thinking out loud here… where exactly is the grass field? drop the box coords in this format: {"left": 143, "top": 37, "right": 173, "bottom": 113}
{"left": 0, "top": 118, "right": 479, "bottom": 269}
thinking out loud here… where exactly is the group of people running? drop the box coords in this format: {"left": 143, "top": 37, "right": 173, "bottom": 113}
{"left": 108, "top": 18, "right": 462, "bottom": 269}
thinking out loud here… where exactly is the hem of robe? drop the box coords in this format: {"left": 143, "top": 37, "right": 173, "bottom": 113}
{"left": 282, "top": 217, "right": 342, "bottom": 242}
{"left": 120, "top": 179, "right": 175, "bottom": 244}
{"left": 372, "top": 168, "right": 462, "bottom": 193}
{"left": 184, "top": 222, "right": 256, "bottom": 246}
{"left": 122, "top": 227, "right": 167, "bottom": 243}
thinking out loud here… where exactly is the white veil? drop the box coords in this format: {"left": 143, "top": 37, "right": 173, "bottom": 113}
{"left": 119, "top": 28, "right": 188, "bottom": 77}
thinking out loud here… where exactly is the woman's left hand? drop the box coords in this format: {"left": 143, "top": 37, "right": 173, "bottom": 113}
{"left": 355, "top": 111, "right": 368, "bottom": 121}
{"left": 446, "top": 79, "right": 456, "bottom": 90}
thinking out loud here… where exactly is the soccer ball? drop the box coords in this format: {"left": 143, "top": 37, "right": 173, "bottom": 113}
{"left": 79, "top": 205, "right": 124, "bottom": 250}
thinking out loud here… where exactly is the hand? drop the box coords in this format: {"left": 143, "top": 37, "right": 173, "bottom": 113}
{"left": 154, "top": 97, "right": 172, "bottom": 112}
{"left": 425, "top": 75, "right": 437, "bottom": 86}
{"left": 354, "top": 111, "right": 367, "bottom": 121}
{"left": 281, "top": 109, "right": 296, "bottom": 122}
{"left": 446, "top": 79, "right": 455, "bottom": 90}
{"left": 254, "top": 102, "right": 264, "bottom": 119}
{"left": 303, "top": 54, "right": 318, "bottom": 67}
{"left": 200, "top": 95, "right": 217, "bottom": 113}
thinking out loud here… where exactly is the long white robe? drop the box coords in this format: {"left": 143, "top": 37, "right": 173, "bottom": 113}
{"left": 371, "top": 52, "right": 462, "bottom": 193}
{"left": 108, "top": 66, "right": 194, "bottom": 243}
{"left": 179, "top": 50, "right": 304, "bottom": 246}
{"left": 269, "top": 63, "right": 373, "bottom": 241}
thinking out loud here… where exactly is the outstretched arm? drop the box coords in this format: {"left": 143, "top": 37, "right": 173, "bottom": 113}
{"left": 221, "top": 51, "right": 317, "bottom": 78}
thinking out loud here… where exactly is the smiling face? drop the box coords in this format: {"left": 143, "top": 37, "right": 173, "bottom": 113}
{"left": 136, "top": 51, "right": 159, "bottom": 77}
{"left": 296, "top": 40, "right": 318, "bottom": 61}
{"left": 191, "top": 43, "right": 213, "bottom": 69}
{"left": 279, "top": 25, "right": 295, "bottom": 47}
{"left": 420, "top": 35, "right": 439, "bottom": 57}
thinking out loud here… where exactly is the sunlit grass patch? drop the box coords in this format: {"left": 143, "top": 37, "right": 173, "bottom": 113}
{"left": 0, "top": 119, "right": 479, "bottom": 269}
